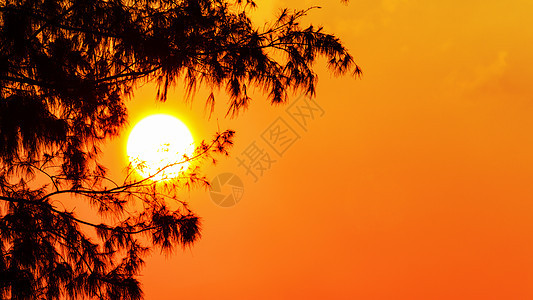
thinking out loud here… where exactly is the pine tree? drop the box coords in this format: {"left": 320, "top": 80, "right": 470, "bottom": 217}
{"left": 0, "top": 0, "right": 360, "bottom": 298}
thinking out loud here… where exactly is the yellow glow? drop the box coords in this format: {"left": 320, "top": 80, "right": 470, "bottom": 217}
{"left": 127, "top": 114, "right": 195, "bottom": 181}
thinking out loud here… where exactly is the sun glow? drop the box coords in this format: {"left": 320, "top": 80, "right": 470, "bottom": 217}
{"left": 127, "top": 114, "right": 195, "bottom": 181}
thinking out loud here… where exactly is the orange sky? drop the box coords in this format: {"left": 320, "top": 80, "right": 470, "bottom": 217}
{"left": 100, "top": 0, "right": 533, "bottom": 298}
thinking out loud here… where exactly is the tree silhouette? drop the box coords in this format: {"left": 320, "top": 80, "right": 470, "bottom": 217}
{"left": 0, "top": 0, "right": 360, "bottom": 299}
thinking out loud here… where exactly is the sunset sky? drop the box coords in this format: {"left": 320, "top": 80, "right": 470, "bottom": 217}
{"left": 101, "top": 0, "right": 533, "bottom": 298}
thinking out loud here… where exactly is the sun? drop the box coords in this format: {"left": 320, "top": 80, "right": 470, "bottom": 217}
{"left": 127, "top": 114, "right": 195, "bottom": 181}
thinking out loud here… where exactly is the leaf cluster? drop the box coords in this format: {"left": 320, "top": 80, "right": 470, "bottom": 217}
{"left": 0, "top": 0, "right": 359, "bottom": 298}
{"left": 0, "top": 129, "right": 234, "bottom": 299}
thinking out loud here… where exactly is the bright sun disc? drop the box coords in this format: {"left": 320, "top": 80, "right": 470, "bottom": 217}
{"left": 127, "top": 114, "right": 195, "bottom": 180}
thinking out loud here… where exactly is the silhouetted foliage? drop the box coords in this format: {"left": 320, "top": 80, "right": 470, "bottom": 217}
{"left": 0, "top": 0, "right": 360, "bottom": 298}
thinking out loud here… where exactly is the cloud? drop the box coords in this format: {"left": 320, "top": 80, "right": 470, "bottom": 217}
{"left": 443, "top": 51, "right": 508, "bottom": 91}
{"left": 464, "top": 51, "right": 508, "bottom": 92}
